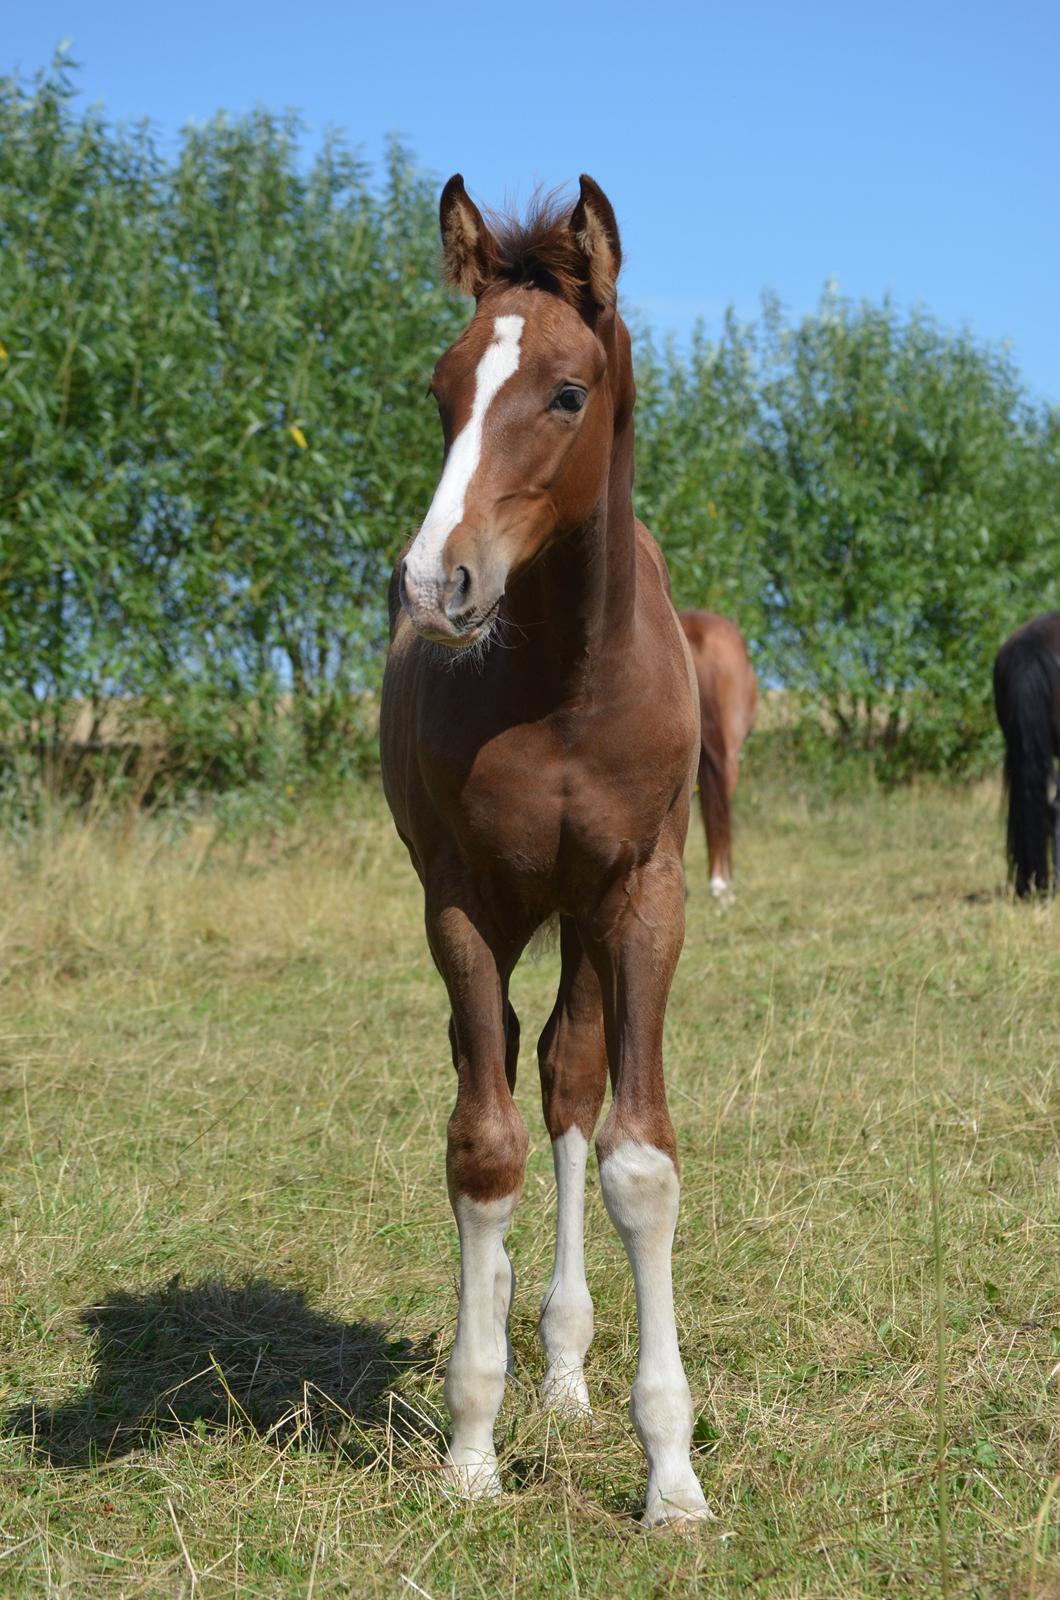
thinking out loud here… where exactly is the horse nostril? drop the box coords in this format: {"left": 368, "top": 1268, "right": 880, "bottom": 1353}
{"left": 398, "top": 560, "right": 410, "bottom": 610}
{"left": 446, "top": 565, "right": 473, "bottom": 623}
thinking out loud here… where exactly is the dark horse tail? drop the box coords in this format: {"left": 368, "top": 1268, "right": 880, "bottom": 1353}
{"left": 697, "top": 696, "right": 731, "bottom": 879}
{"left": 994, "top": 628, "right": 1060, "bottom": 897}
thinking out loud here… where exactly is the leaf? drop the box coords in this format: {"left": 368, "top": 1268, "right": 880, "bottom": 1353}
{"left": 691, "top": 1414, "right": 720, "bottom": 1448}
{"left": 288, "top": 424, "right": 308, "bottom": 449}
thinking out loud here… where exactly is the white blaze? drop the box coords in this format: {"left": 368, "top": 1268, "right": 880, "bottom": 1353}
{"left": 405, "top": 314, "right": 525, "bottom": 607}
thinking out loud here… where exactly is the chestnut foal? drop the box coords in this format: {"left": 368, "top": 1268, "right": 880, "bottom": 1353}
{"left": 678, "top": 610, "right": 757, "bottom": 902}
{"left": 380, "top": 176, "right": 709, "bottom": 1526}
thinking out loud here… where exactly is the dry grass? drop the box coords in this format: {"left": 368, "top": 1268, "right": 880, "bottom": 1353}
{"left": 0, "top": 773, "right": 1057, "bottom": 1596}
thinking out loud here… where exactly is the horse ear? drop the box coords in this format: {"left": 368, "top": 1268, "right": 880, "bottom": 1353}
{"left": 569, "top": 175, "right": 622, "bottom": 308}
{"left": 439, "top": 175, "right": 498, "bottom": 298}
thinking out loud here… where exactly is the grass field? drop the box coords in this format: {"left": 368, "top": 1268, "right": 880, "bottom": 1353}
{"left": 1, "top": 769, "right": 1057, "bottom": 1597}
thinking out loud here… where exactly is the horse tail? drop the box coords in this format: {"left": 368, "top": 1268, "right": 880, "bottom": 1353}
{"left": 995, "top": 634, "right": 1059, "bottom": 896}
{"left": 697, "top": 706, "right": 731, "bottom": 886}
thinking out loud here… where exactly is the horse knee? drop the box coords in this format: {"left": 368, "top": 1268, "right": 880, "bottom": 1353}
{"left": 597, "top": 1136, "right": 680, "bottom": 1246}
{"left": 447, "top": 1093, "right": 528, "bottom": 1205}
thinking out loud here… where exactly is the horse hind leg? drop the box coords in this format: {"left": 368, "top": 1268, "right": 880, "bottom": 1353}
{"left": 536, "top": 917, "right": 608, "bottom": 1415}
{"left": 496, "top": 1000, "right": 520, "bottom": 1372}
{"left": 698, "top": 742, "right": 734, "bottom": 905}
{"left": 449, "top": 997, "right": 519, "bottom": 1088}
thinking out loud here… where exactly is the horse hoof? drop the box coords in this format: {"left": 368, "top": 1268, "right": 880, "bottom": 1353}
{"left": 640, "top": 1477, "right": 712, "bottom": 1529}
{"left": 540, "top": 1368, "right": 592, "bottom": 1416}
{"left": 442, "top": 1452, "right": 502, "bottom": 1500}
{"left": 641, "top": 1495, "right": 713, "bottom": 1530}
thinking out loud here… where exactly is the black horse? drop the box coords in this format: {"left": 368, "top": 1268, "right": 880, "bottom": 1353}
{"left": 993, "top": 611, "right": 1060, "bottom": 897}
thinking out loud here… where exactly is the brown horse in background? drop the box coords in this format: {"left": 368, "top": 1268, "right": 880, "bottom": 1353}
{"left": 380, "top": 176, "right": 709, "bottom": 1525}
{"left": 678, "top": 610, "right": 757, "bottom": 902}
{"left": 993, "top": 611, "right": 1060, "bottom": 896}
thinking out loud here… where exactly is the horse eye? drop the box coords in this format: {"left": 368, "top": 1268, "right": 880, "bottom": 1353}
{"left": 551, "top": 385, "right": 586, "bottom": 414}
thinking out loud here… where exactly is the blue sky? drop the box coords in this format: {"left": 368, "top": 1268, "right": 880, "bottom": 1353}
{"left": 7, "top": 0, "right": 1059, "bottom": 400}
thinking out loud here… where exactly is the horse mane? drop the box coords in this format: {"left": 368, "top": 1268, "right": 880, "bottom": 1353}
{"left": 484, "top": 192, "right": 591, "bottom": 305}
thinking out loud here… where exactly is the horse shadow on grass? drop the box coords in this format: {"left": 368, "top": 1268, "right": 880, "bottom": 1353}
{"left": 5, "top": 1274, "right": 439, "bottom": 1469}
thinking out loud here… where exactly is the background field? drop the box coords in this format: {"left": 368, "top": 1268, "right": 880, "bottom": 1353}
{"left": 1, "top": 768, "right": 1057, "bottom": 1597}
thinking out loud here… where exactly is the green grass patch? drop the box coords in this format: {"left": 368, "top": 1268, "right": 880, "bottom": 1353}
{"left": 0, "top": 777, "right": 1057, "bottom": 1596}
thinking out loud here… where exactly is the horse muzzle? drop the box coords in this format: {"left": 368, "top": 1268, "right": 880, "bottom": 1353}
{"left": 398, "top": 558, "right": 500, "bottom": 649}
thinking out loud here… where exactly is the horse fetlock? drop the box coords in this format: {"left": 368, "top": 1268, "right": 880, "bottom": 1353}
{"left": 539, "top": 1279, "right": 594, "bottom": 1413}
{"left": 631, "top": 1372, "right": 707, "bottom": 1526}
{"left": 539, "top": 1281, "right": 593, "bottom": 1356}
{"left": 445, "top": 1354, "right": 506, "bottom": 1482}
{"left": 445, "top": 1350, "right": 506, "bottom": 1419}
{"left": 630, "top": 1369, "right": 694, "bottom": 1451}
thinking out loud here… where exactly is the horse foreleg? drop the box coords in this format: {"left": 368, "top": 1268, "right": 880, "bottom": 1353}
{"left": 584, "top": 846, "right": 710, "bottom": 1528}
{"left": 430, "top": 899, "right": 528, "bottom": 1499}
{"left": 536, "top": 917, "right": 608, "bottom": 1414}
{"left": 449, "top": 996, "right": 520, "bottom": 1376}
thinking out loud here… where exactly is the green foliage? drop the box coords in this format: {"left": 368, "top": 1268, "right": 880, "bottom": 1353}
{"left": 634, "top": 312, "right": 771, "bottom": 643}
{"left": 0, "top": 56, "right": 461, "bottom": 785}
{"left": 2, "top": 57, "right": 1059, "bottom": 789}
{"left": 758, "top": 291, "right": 1060, "bottom": 775}
{"left": 636, "top": 292, "right": 1060, "bottom": 778}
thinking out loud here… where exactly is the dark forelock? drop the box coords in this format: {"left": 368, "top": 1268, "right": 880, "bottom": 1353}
{"left": 484, "top": 192, "right": 590, "bottom": 305}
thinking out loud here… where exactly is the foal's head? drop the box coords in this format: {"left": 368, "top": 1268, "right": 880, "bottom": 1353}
{"left": 399, "top": 176, "right": 633, "bottom": 648}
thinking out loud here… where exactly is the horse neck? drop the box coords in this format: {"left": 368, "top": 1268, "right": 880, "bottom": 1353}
{"left": 507, "top": 380, "right": 638, "bottom": 686}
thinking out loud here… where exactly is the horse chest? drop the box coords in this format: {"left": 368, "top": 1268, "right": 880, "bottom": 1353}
{"left": 421, "top": 711, "right": 674, "bottom": 892}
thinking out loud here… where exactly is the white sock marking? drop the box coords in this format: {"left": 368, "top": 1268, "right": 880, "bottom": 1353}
{"left": 405, "top": 314, "right": 524, "bottom": 608}
{"left": 598, "top": 1141, "right": 710, "bottom": 1525}
{"left": 539, "top": 1129, "right": 593, "bottom": 1413}
{"left": 444, "top": 1191, "right": 518, "bottom": 1498}
{"left": 496, "top": 1241, "right": 516, "bottom": 1377}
